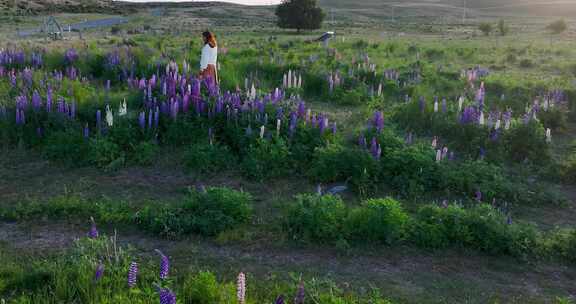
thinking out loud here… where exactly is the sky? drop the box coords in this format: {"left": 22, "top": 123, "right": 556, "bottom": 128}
{"left": 119, "top": 0, "right": 281, "bottom": 5}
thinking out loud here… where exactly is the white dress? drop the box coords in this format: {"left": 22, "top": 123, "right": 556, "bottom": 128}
{"left": 200, "top": 44, "right": 218, "bottom": 71}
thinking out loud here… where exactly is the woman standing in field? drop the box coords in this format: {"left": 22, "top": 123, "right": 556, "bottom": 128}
{"left": 199, "top": 31, "right": 218, "bottom": 86}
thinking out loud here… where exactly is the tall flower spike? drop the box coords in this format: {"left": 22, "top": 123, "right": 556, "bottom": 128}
{"left": 237, "top": 272, "right": 246, "bottom": 304}
{"left": 158, "top": 287, "right": 176, "bottom": 304}
{"left": 88, "top": 217, "right": 98, "bottom": 239}
{"left": 294, "top": 280, "right": 305, "bottom": 304}
{"left": 128, "top": 262, "right": 138, "bottom": 288}
{"left": 155, "top": 249, "right": 169, "bottom": 280}
{"left": 94, "top": 261, "right": 104, "bottom": 282}
{"left": 275, "top": 295, "right": 285, "bottom": 304}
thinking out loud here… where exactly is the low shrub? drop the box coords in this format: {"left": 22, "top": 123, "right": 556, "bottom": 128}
{"left": 346, "top": 198, "right": 410, "bottom": 245}
{"left": 284, "top": 194, "right": 347, "bottom": 244}
{"left": 184, "top": 142, "right": 236, "bottom": 173}
{"left": 43, "top": 130, "right": 91, "bottom": 166}
{"left": 241, "top": 138, "right": 290, "bottom": 181}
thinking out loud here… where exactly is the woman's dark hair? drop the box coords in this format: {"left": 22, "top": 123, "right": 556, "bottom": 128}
{"left": 202, "top": 31, "right": 217, "bottom": 48}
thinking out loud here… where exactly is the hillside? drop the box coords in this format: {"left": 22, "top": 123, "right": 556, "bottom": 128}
{"left": 1, "top": 0, "right": 575, "bottom": 18}
{"left": 318, "top": 0, "right": 576, "bottom": 19}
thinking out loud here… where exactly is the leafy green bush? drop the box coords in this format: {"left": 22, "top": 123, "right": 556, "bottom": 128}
{"left": 184, "top": 142, "right": 236, "bottom": 173}
{"left": 308, "top": 144, "right": 379, "bottom": 195}
{"left": 284, "top": 194, "right": 347, "bottom": 244}
{"left": 182, "top": 271, "right": 233, "bottom": 304}
{"left": 88, "top": 137, "right": 124, "bottom": 169}
{"left": 138, "top": 187, "right": 253, "bottom": 237}
{"left": 346, "top": 198, "right": 410, "bottom": 245}
{"left": 241, "top": 138, "right": 290, "bottom": 181}
{"left": 183, "top": 187, "right": 253, "bottom": 236}
{"left": 131, "top": 141, "right": 158, "bottom": 166}
{"left": 43, "top": 130, "right": 91, "bottom": 166}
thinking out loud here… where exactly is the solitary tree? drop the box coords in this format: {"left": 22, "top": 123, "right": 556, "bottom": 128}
{"left": 546, "top": 19, "right": 567, "bottom": 35}
{"left": 478, "top": 23, "right": 493, "bottom": 36}
{"left": 498, "top": 19, "right": 509, "bottom": 36}
{"left": 275, "top": 0, "right": 325, "bottom": 33}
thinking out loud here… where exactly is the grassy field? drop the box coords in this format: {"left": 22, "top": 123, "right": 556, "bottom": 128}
{"left": 1, "top": 1, "right": 576, "bottom": 303}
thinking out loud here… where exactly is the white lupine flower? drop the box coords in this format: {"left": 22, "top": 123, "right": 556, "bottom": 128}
{"left": 479, "top": 112, "right": 485, "bottom": 125}
{"left": 250, "top": 84, "right": 256, "bottom": 100}
{"left": 434, "top": 101, "right": 438, "bottom": 113}
{"left": 505, "top": 119, "right": 511, "bottom": 130}
{"left": 495, "top": 119, "right": 501, "bottom": 130}
{"left": 546, "top": 128, "right": 552, "bottom": 143}
{"left": 287, "top": 70, "right": 292, "bottom": 88}
{"left": 260, "top": 125, "right": 265, "bottom": 139}
{"left": 118, "top": 99, "right": 127, "bottom": 116}
{"left": 276, "top": 119, "right": 281, "bottom": 136}
{"left": 105, "top": 105, "right": 114, "bottom": 127}
{"left": 436, "top": 149, "right": 442, "bottom": 162}
{"left": 458, "top": 96, "right": 464, "bottom": 112}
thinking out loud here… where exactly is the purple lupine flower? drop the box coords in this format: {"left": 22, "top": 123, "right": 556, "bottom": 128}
{"left": 83, "top": 124, "right": 90, "bottom": 139}
{"left": 359, "top": 136, "right": 367, "bottom": 149}
{"left": 139, "top": 112, "right": 146, "bottom": 130}
{"left": 154, "top": 107, "right": 160, "bottom": 128}
{"left": 275, "top": 295, "right": 285, "bottom": 304}
{"left": 155, "top": 249, "right": 169, "bottom": 280}
{"left": 36, "top": 127, "right": 43, "bottom": 138}
{"left": 88, "top": 217, "right": 98, "bottom": 238}
{"left": 373, "top": 111, "right": 384, "bottom": 133}
{"left": 441, "top": 98, "right": 447, "bottom": 113}
{"left": 475, "top": 190, "right": 482, "bottom": 202}
{"left": 506, "top": 216, "right": 513, "bottom": 225}
{"left": 64, "top": 48, "right": 79, "bottom": 65}
{"left": 418, "top": 96, "right": 425, "bottom": 113}
{"left": 46, "top": 88, "right": 52, "bottom": 113}
{"left": 331, "top": 122, "right": 337, "bottom": 135}
{"left": 479, "top": 147, "right": 485, "bottom": 160}
{"left": 289, "top": 112, "right": 298, "bottom": 137}
{"left": 95, "top": 262, "right": 104, "bottom": 282}
{"left": 158, "top": 287, "right": 176, "bottom": 304}
{"left": 96, "top": 110, "right": 102, "bottom": 131}
{"left": 128, "top": 262, "right": 138, "bottom": 288}
{"left": 370, "top": 137, "right": 381, "bottom": 159}
{"left": 489, "top": 129, "right": 499, "bottom": 142}
{"left": 32, "top": 91, "right": 42, "bottom": 111}
{"left": 294, "top": 280, "right": 305, "bottom": 304}
{"left": 297, "top": 101, "right": 306, "bottom": 118}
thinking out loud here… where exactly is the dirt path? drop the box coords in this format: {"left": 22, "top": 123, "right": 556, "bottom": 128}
{"left": 1, "top": 221, "right": 574, "bottom": 304}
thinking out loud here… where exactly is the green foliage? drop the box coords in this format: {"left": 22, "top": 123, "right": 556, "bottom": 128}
{"left": 131, "top": 141, "right": 158, "bottom": 166}
{"left": 241, "top": 138, "right": 290, "bottom": 181}
{"left": 88, "top": 137, "right": 124, "bottom": 169}
{"left": 182, "top": 271, "right": 230, "bottom": 304}
{"left": 138, "top": 187, "right": 253, "bottom": 237}
{"left": 284, "top": 194, "right": 348, "bottom": 244}
{"left": 346, "top": 198, "right": 410, "bottom": 245}
{"left": 547, "top": 19, "right": 568, "bottom": 35}
{"left": 43, "top": 130, "right": 90, "bottom": 166}
{"left": 309, "top": 144, "right": 379, "bottom": 195}
{"left": 275, "top": 0, "right": 325, "bottom": 32}
{"left": 498, "top": 19, "right": 509, "bottom": 36}
{"left": 184, "top": 142, "right": 236, "bottom": 174}
{"left": 478, "top": 23, "right": 493, "bottom": 36}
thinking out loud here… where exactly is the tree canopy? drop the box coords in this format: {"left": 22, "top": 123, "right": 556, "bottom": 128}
{"left": 275, "top": 0, "right": 325, "bottom": 33}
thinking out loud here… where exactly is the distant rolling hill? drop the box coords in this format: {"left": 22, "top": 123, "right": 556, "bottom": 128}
{"left": 318, "top": 0, "right": 576, "bottom": 19}
{"left": 1, "top": 0, "right": 574, "bottom": 19}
